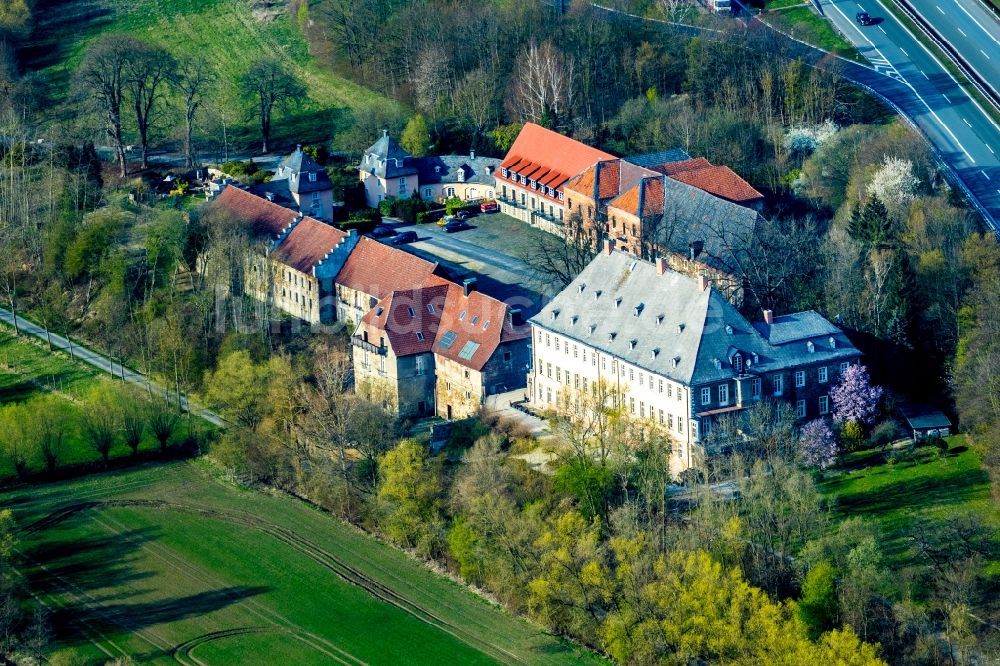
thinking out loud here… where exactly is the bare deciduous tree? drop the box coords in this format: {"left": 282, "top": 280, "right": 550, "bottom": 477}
{"left": 77, "top": 34, "right": 135, "bottom": 178}
{"left": 171, "top": 57, "right": 214, "bottom": 168}
{"left": 125, "top": 43, "right": 174, "bottom": 170}
{"left": 512, "top": 41, "right": 575, "bottom": 125}
{"left": 240, "top": 59, "right": 306, "bottom": 154}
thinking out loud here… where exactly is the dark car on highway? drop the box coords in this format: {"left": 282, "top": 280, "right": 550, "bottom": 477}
{"left": 856, "top": 11, "right": 873, "bottom": 25}
{"left": 443, "top": 220, "right": 472, "bottom": 233}
{"left": 389, "top": 230, "right": 418, "bottom": 245}
{"left": 369, "top": 225, "right": 396, "bottom": 238}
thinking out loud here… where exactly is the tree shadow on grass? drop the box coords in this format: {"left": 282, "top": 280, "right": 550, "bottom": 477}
{"left": 831, "top": 465, "right": 990, "bottom": 518}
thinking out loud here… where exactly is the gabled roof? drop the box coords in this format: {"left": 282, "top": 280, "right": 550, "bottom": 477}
{"left": 563, "top": 159, "right": 659, "bottom": 202}
{"left": 272, "top": 217, "right": 348, "bottom": 273}
{"left": 607, "top": 175, "right": 665, "bottom": 218}
{"left": 334, "top": 237, "right": 441, "bottom": 300}
{"left": 668, "top": 165, "right": 763, "bottom": 204}
{"left": 211, "top": 186, "right": 301, "bottom": 238}
{"left": 656, "top": 157, "right": 713, "bottom": 176}
{"left": 753, "top": 311, "right": 842, "bottom": 345}
{"left": 433, "top": 284, "right": 531, "bottom": 371}
{"left": 500, "top": 123, "right": 615, "bottom": 192}
{"left": 357, "top": 279, "right": 450, "bottom": 357}
{"left": 531, "top": 251, "right": 858, "bottom": 386}
{"left": 272, "top": 145, "right": 332, "bottom": 194}
{"left": 609, "top": 176, "right": 763, "bottom": 274}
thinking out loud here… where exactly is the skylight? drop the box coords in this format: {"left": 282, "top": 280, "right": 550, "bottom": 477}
{"left": 416, "top": 332, "right": 425, "bottom": 341}
{"left": 458, "top": 341, "right": 481, "bottom": 360}
{"left": 407, "top": 307, "right": 415, "bottom": 317}
{"left": 459, "top": 310, "right": 466, "bottom": 320}
{"left": 376, "top": 307, "right": 384, "bottom": 316}
{"left": 427, "top": 303, "right": 436, "bottom": 314}
{"left": 471, "top": 315, "right": 479, "bottom": 325}
{"left": 439, "top": 331, "right": 458, "bottom": 349}
{"left": 482, "top": 320, "right": 490, "bottom": 330}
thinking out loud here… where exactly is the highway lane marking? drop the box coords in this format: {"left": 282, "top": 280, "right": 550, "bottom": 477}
{"left": 922, "top": 69, "right": 930, "bottom": 78}
{"left": 872, "top": 0, "right": 1000, "bottom": 135}
{"left": 900, "top": 47, "right": 909, "bottom": 56}
{"left": 943, "top": 93, "right": 952, "bottom": 101}
{"left": 982, "top": 170, "right": 991, "bottom": 180}
{"left": 957, "top": 27, "right": 967, "bottom": 37}
{"left": 955, "top": 1, "right": 1000, "bottom": 47}
{"left": 880, "top": 25, "right": 888, "bottom": 33}
{"left": 982, "top": 49, "right": 991, "bottom": 59}
{"left": 964, "top": 117, "right": 973, "bottom": 127}
{"left": 989, "top": 145, "right": 996, "bottom": 154}
{"left": 936, "top": 4, "right": 945, "bottom": 12}
{"left": 832, "top": 0, "right": 979, "bottom": 165}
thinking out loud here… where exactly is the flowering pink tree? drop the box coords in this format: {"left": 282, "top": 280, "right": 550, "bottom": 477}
{"left": 830, "top": 364, "right": 883, "bottom": 427}
{"left": 799, "top": 419, "right": 837, "bottom": 469}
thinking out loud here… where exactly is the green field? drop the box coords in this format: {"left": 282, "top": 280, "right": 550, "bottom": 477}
{"left": 6, "top": 461, "right": 600, "bottom": 665}
{"left": 820, "top": 437, "right": 1000, "bottom": 579}
{"left": 23, "top": 0, "right": 398, "bottom": 149}
{"left": 763, "top": 6, "right": 863, "bottom": 60}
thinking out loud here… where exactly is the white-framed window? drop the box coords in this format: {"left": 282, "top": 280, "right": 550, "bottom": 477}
{"left": 752, "top": 377, "right": 761, "bottom": 398}
{"left": 379, "top": 355, "right": 386, "bottom": 373}
{"left": 309, "top": 172, "right": 317, "bottom": 182}
{"left": 733, "top": 353, "right": 743, "bottom": 374}
{"left": 772, "top": 374, "right": 783, "bottom": 396}
{"left": 718, "top": 384, "right": 729, "bottom": 405}
{"left": 692, "top": 421, "right": 699, "bottom": 441}
{"left": 819, "top": 395, "right": 830, "bottom": 414}
{"left": 795, "top": 370, "right": 805, "bottom": 387}
{"left": 796, "top": 400, "right": 806, "bottom": 418}
{"left": 630, "top": 398, "right": 636, "bottom": 414}
{"left": 311, "top": 192, "right": 321, "bottom": 206}
{"left": 501, "top": 167, "right": 508, "bottom": 177}
{"left": 677, "top": 417, "right": 684, "bottom": 434}
{"left": 659, "top": 379, "right": 664, "bottom": 393}
{"left": 840, "top": 361, "right": 850, "bottom": 374}
{"left": 447, "top": 187, "right": 455, "bottom": 196}
{"left": 423, "top": 187, "right": 432, "bottom": 198}
{"left": 818, "top": 366, "right": 829, "bottom": 383}
{"left": 415, "top": 356, "right": 426, "bottom": 376}
{"left": 398, "top": 176, "right": 406, "bottom": 188}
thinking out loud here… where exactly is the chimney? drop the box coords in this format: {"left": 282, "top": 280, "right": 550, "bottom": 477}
{"left": 603, "top": 239, "right": 615, "bottom": 255}
{"left": 470, "top": 149, "right": 476, "bottom": 160}
{"left": 382, "top": 129, "right": 388, "bottom": 138}
{"left": 463, "top": 277, "right": 478, "bottom": 297}
{"left": 656, "top": 257, "right": 668, "bottom": 275}
{"left": 296, "top": 144, "right": 302, "bottom": 152}
{"left": 698, "top": 274, "right": 710, "bottom": 291}
{"left": 265, "top": 191, "right": 275, "bottom": 202}
{"left": 510, "top": 308, "right": 523, "bottom": 326}
{"left": 763, "top": 309, "right": 774, "bottom": 325}
{"left": 637, "top": 177, "right": 647, "bottom": 219}
{"left": 592, "top": 161, "right": 602, "bottom": 206}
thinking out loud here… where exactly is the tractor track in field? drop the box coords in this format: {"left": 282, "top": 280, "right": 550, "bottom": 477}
{"left": 171, "top": 626, "right": 360, "bottom": 666}
{"left": 21, "top": 499, "right": 528, "bottom": 665}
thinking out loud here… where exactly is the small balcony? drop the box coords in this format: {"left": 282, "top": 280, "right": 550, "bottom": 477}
{"left": 352, "top": 337, "right": 386, "bottom": 355}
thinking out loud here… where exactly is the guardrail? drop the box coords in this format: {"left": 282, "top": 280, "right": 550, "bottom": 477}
{"left": 889, "top": 0, "right": 1000, "bottom": 115}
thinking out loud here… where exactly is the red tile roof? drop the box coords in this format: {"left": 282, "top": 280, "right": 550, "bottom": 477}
{"left": 500, "top": 123, "right": 615, "bottom": 198}
{"left": 272, "top": 217, "right": 348, "bottom": 273}
{"left": 608, "top": 176, "right": 666, "bottom": 218}
{"left": 357, "top": 279, "right": 450, "bottom": 357}
{"left": 668, "top": 165, "right": 763, "bottom": 204}
{"left": 655, "top": 157, "right": 713, "bottom": 176}
{"left": 334, "top": 237, "right": 441, "bottom": 300}
{"left": 211, "top": 186, "right": 301, "bottom": 238}
{"left": 432, "top": 284, "right": 531, "bottom": 371}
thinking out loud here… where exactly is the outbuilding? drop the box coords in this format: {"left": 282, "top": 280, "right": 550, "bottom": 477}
{"left": 899, "top": 404, "right": 953, "bottom": 441}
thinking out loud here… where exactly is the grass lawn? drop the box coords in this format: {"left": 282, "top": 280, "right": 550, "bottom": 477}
{"left": 6, "top": 461, "right": 602, "bottom": 665}
{"left": 0, "top": 329, "right": 181, "bottom": 479}
{"left": 764, "top": 6, "right": 863, "bottom": 60}
{"left": 23, "top": 0, "right": 399, "bottom": 150}
{"left": 820, "top": 437, "right": 1000, "bottom": 581}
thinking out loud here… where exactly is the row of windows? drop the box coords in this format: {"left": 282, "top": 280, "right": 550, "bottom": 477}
{"left": 698, "top": 362, "right": 852, "bottom": 407}
{"left": 796, "top": 396, "right": 830, "bottom": 417}
{"left": 536, "top": 343, "right": 685, "bottom": 403}
{"left": 536, "top": 385, "right": 690, "bottom": 438}
{"left": 281, "top": 288, "right": 314, "bottom": 310}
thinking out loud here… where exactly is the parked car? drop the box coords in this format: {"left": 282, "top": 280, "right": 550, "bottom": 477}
{"left": 437, "top": 215, "right": 455, "bottom": 226}
{"left": 369, "top": 225, "right": 396, "bottom": 238}
{"left": 479, "top": 201, "right": 499, "bottom": 214}
{"left": 455, "top": 209, "right": 472, "bottom": 220}
{"left": 444, "top": 220, "right": 472, "bottom": 233}
{"left": 856, "top": 11, "right": 873, "bottom": 25}
{"left": 389, "top": 230, "right": 418, "bottom": 245}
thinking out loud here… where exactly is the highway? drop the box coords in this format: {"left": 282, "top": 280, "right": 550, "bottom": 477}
{"left": 905, "top": 0, "right": 1000, "bottom": 97}
{"left": 820, "top": 0, "right": 1000, "bottom": 229}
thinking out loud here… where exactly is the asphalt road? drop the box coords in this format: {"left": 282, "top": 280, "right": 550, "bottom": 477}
{"left": 820, "top": 0, "right": 1000, "bottom": 229}
{"left": 0, "top": 308, "right": 224, "bottom": 427}
{"left": 906, "top": 0, "right": 1000, "bottom": 96}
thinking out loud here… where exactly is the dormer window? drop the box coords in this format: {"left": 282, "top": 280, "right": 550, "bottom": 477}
{"left": 550, "top": 309, "right": 559, "bottom": 320}
{"left": 435, "top": 165, "right": 441, "bottom": 173}
{"left": 807, "top": 341, "right": 815, "bottom": 353}
{"left": 629, "top": 339, "right": 637, "bottom": 350}
{"left": 677, "top": 324, "right": 685, "bottom": 334}
{"left": 595, "top": 290, "right": 602, "bottom": 300}
{"left": 501, "top": 167, "right": 508, "bottom": 177}
{"left": 559, "top": 191, "right": 565, "bottom": 201}
{"left": 309, "top": 172, "right": 317, "bottom": 183}
{"left": 457, "top": 167, "right": 465, "bottom": 183}
{"left": 733, "top": 353, "right": 744, "bottom": 374}
{"left": 570, "top": 316, "right": 578, "bottom": 325}
{"left": 829, "top": 336, "right": 837, "bottom": 348}
{"left": 530, "top": 179, "right": 537, "bottom": 189}
{"left": 725, "top": 325, "right": 733, "bottom": 335}
{"left": 608, "top": 332, "right": 617, "bottom": 342}
{"left": 633, "top": 303, "right": 644, "bottom": 317}
{"left": 589, "top": 324, "right": 596, "bottom": 334}
{"left": 651, "top": 348, "right": 660, "bottom": 359}
{"left": 614, "top": 297, "right": 622, "bottom": 309}
{"left": 672, "top": 357, "right": 680, "bottom": 369}
{"left": 577, "top": 283, "right": 586, "bottom": 293}
{"left": 713, "top": 358, "right": 722, "bottom": 369}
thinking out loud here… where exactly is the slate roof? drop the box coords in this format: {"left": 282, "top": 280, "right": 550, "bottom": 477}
{"left": 272, "top": 217, "right": 348, "bottom": 273}
{"left": 609, "top": 176, "right": 763, "bottom": 274}
{"left": 248, "top": 179, "right": 298, "bottom": 210}
{"left": 500, "top": 123, "right": 615, "bottom": 196}
{"left": 272, "top": 146, "right": 332, "bottom": 195}
{"left": 532, "top": 251, "right": 858, "bottom": 386}
{"left": 360, "top": 132, "right": 419, "bottom": 179}
{"left": 753, "top": 311, "right": 842, "bottom": 345}
{"left": 899, "top": 404, "right": 952, "bottom": 430}
{"left": 415, "top": 154, "right": 500, "bottom": 186}
{"left": 624, "top": 148, "right": 690, "bottom": 169}
{"left": 334, "top": 237, "right": 443, "bottom": 300}
{"left": 211, "top": 186, "right": 301, "bottom": 239}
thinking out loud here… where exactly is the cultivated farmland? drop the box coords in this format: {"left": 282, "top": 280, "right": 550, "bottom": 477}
{"left": 5, "top": 461, "right": 601, "bottom": 665}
